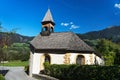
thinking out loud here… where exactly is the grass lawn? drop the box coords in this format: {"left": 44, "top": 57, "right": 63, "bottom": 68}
{"left": 0, "top": 60, "right": 28, "bottom": 66}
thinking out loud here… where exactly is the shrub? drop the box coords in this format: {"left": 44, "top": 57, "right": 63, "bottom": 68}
{"left": 43, "top": 62, "right": 50, "bottom": 74}
{"left": 44, "top": 64, "right": 120, "bottom": 80}
{"left": 0, "top": 74, "right": 5, "bottom": 80}
{"left": 24, "top": 65, "right": 29, "bottom": 75}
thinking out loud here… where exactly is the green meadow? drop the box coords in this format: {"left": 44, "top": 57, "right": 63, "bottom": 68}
{"left": 0, "top": 60, "right": 28, "bottom": 66}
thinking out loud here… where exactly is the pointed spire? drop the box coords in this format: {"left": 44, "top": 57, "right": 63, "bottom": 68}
{"left": 42, "top": 9, "right": 55, "bottom": 25}
{"left": 41, "top": 9, "right": 55, "bottom": 36}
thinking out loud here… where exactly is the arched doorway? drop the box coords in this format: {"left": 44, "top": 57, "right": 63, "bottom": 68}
{"left": 40, "top": 54, "right": 51, "bottom": 73}
{"left": 76, "top": 55, "right": 85, "bottom": 65}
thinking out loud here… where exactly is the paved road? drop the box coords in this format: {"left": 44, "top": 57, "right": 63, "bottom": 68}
{"left": 0, "top": 66, "right": 37, "bottom": 80}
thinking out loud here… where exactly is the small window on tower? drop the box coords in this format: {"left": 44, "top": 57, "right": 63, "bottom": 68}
{"left": 43, "top": 27, "right": 48, "bottom": 31}
{"left": 50, "top": 27, "right": 53, "bottom": 32}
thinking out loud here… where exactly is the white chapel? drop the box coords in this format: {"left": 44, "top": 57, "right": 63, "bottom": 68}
{"left": 29, "top": 9, "right": 104, "bottom": 76}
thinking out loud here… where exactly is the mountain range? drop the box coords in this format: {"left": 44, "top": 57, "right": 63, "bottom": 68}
{"left": 0, "top": 26, "right": 120, "bottom": 43}
{"left": 0, "top": 32, "right": 33, "bottom": 44}
{"left": 77, "top": 26, "right": 120, "bottom": 42}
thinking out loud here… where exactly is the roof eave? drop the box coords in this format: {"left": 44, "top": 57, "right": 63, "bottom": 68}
{"left": 33, "top": 48, "right": 94, "bottom": 54}
{"left": 41, "top": 21, "right": 55, "bottom": 26}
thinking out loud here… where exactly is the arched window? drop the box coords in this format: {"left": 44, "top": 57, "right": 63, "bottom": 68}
{"left": 43, "top": 27, "right": 48, "bottom": 31}
{"left": 44, "top": 54, "right": 50, "bottom": 64}
{"left": 50, "top": 27, "right": 54, "bottom": 32}
{"left": 76, "top": 55, "right": 85, "bottom": 65}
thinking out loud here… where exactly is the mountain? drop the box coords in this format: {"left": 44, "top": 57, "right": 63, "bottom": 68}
{"left": 0, "top": 32, "right": 34, "bottom": 43}
{"left": 0, "top": 26, "right": 120, "bottom": 44}
{"left": 77, "top": 26, "right": 120, "bottom": 42}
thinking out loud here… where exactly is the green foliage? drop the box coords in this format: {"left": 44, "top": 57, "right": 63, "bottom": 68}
{"left": 43, "top": 62, "right": 50, "bottom": 74}
{"left": 84, "top": 39, "right": 99, "bottom": 48}
{"left": 0, "top": 37, "right": 30, "bottom": 61}
{"left": 44, "top": 64, "right": 120, "bottom": 80}
{"left": 24, "top": 65, "right": 29, "bottom": 75}
{"left": 0, "top": 43, "right": 30, "bottom": 61}
{"left": 0, "top": 26, "right": 31, "bottom": 62}
{"left": 44, "top": 62, "right": 50, "bottom": 69}
{"left": 96, "top": 39, "right": 120, "bottom": 65}
{"left": 114, "top": 48, "right": 120, "bottom": 65}
{"left": 0, "top": 74, "right": 5, "bottom": 80}
{"left": 83, "top": 39, "right": 120, "bottom": 65}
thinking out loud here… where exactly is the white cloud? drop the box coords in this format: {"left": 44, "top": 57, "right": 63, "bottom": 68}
{"left": 115, "top": 3, "right": 120, "bottom": 9}
{"left": 70, "top": 22, "right": 73, "bottom": 24}
{"left": 61, "top": 22, "right": 69, "bottom": 27}
{"left": 61, "top": 22, "right": 80, "bottom": 30}
{"left": 70, "top": 25, "right": 79, "bottom": 30}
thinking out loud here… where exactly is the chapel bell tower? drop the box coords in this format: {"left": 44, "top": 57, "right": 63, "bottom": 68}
{"left": 41, "top": 9, "right": 55, "bottom": 36}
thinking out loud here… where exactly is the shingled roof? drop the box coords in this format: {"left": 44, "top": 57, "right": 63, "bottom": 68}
{"left": 30, "top": 32, "right": 94, "bottom": 53}
{"left": 42, "top": 9, "right": 54, "bottom": 23}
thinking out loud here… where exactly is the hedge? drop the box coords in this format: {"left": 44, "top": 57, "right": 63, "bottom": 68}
{"left": 44, "top": 63, "right": 120, "bottom": 80}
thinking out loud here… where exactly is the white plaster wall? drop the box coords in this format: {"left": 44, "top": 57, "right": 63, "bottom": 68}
{"left": 49, "top": 53, "right": 92, "bottom": 65}
{"left": 69, "top": 53, "right": 94, "bottom": 65}
{"left": 29, "top": 51, "right": 33, "bottom": 77}
{"left": 49, "top": 53, "right": 95, "bottom": 65}
{"left": 32, "top": 53, "right": 41, "bottom": 74}
{"left": 84, "top": 54, "right": 93, "bottom": 65}
{"left": 30, "top": 52, "right": 104, "bottom": 75}
{"left": 70, "top": 53, "right": 104, "bottom": 65}
{"left": 50, "top": 54, "right": 65, "bottom": 64}
{"left": 91, "top": 53, "right": 104, "bottom": 65}
{"left": 91, "top": 53, "right": 96, "bottom": 65}
{"left": 69, "top": 53, "right": 77, "bottom": 64}
{"left": 95, "top": 56, "right": 104, "bottom": 65}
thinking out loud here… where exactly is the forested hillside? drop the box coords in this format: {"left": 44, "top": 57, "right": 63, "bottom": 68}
{"left": 0, "top": 32, "right": 33, "bottom": 43}
{"left": 78, "top": 26, "right": 120, "bottom": 42}
{"left": 0, "top": 31, "right": 31, "bottom": 62}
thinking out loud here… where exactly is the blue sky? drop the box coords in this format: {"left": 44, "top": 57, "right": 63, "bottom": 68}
{"left": 0, "top": 0, "right": 120, "bottom": 36}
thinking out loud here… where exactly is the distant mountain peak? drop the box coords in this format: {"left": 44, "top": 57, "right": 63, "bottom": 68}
{"left": 78, "top": 26, "right": 120, "bottom": 42}
{"left": 0, "top": 32, "right": 34, "bottom": 43}
{"left": 106, "top": 26, "right": 120, "bottom": 29}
